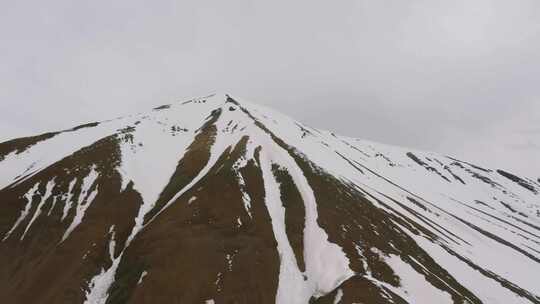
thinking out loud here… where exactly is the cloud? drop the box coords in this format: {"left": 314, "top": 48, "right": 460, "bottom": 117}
{"left": 507, "top": 142, "right": 540, "bottom": 151}
{"left": 519, "top": 127, "right": 540, "bottom": 135}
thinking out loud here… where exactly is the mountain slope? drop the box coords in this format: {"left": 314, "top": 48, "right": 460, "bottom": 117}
{"left": 0, "top": 94, "right": 539, "bottom": 304}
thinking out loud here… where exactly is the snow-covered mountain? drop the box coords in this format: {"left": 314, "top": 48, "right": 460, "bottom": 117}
{"left": 1, "top": 94, "right": 539, "bottom": 304}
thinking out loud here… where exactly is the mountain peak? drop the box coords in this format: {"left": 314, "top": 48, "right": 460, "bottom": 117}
{"left": 1, "top": 94, "right": 539, "bottom": 304}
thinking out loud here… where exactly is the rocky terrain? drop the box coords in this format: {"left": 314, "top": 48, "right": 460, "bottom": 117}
{"left": 1, "top": 94, "right": 539, "bottom": 304}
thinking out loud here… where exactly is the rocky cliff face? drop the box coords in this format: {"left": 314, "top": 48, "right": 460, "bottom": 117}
{"left": 1, "top": 94, "right": 539, "bottom": 304}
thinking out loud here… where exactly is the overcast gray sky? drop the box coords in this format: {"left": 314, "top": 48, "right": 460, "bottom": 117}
{"left": 1, "top": 0, "right": 539, "bottom": 178}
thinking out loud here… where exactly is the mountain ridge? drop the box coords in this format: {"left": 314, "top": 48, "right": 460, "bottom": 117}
{"left": 0, "top": 93, "right": 539, "bottom": 304}
{"left": 1, "top": 93, "right": 535, "bottom": 181}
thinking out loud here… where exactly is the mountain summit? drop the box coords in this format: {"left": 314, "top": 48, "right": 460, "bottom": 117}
{"left": 1, "top": 94, "right": 539, "bottom": 304}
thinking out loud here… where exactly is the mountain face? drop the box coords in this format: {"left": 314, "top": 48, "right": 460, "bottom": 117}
{"left": 1, "top": 94, "right": 539, "bottom": 304}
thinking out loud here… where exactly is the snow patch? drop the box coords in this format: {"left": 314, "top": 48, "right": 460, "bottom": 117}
{"left": 333, "top": 288, "right": 343, "bottom": 304}
{"left": 84, "top": 226, "right": 122, "bottom": 304}
{"left": 61, "top": 167, "right": 99, "bottom": 242}
{"left": 385, "top": 254, "right": 453, "bottom": 304}
{"left": 259, "top": 142, "right": 353, "bottom": 302}
{"left": 61, "top": 179, "right": 77, "bottom": 221}
{"left": 2, "top": 182, "right": 40, "bottom": 241}
{"left": 0, "top": 118, "right": 125, "bottom": 191}
{"left": 137, "top": 271, "right": 148, "bottom": 285}
{"left": 21, "top": 178, "right": 56, "bottom": 240}
{"left": 226, "top": 253, "right": 234, "bottom": 271}
{"left": 47, "top": 196, "right": 58, "bottom": 216}
{"left": 260, "top": 151, "right": 310, "bottom": 303}
{"left": 237, "top": 172, "right": 252, "bottom": 217}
